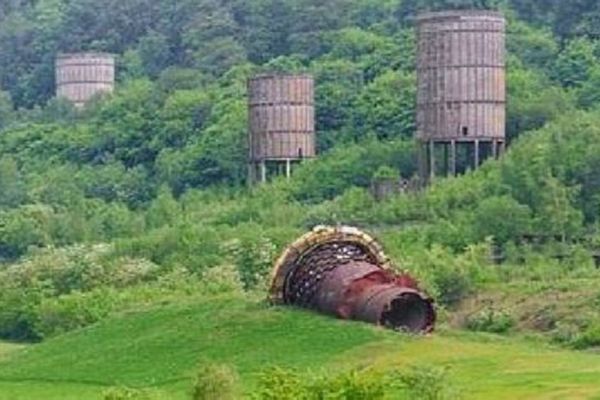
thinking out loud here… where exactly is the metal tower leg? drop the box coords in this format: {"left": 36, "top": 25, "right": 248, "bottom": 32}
{"left": 474, "top": 139, "right": 480, "bottom": 169}
{"left": 429, "top": 140, "right": 435, "bottom": 181}
{"left": 450, "top": 140, "right": 456, "bottom": 176}
{"left": 260, "top": 161, "right": 267, "bottom": 183}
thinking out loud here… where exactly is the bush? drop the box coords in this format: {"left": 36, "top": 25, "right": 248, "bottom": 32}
{"left": 465, "top": 308, "right": 515, "bottom": 334}
{"left": 201, "top": 264, "right": 245, "bottom": 295}
{"left": 0, "top": 244, "right": 165, "bottom": 340}
{"left": 0, "top": 285, "right": 45, "bottom": 341}
{"left": 103, "top": 387, "right": 155, "bottom": 400}
{"left": 222, "top": 225, "right": 278, "bottom": 290}
{"left": 252, "top": 366, "right": 388, "bottom": 400}
{"left": 402, "top": 245, "right": 475, "bottom": 307}
{"left": 192, "top": 363, "right": 238, "bottom": 400}
{"left": 432, "top": 264, "right": 474, "bottom": 307}
{"left": 312, "top": 368, "right": 386, "bottom": 400}
{"left": 33, "top": 288, "right": 120, "bottom": 339}
{"left": 397, "top": 365, "right": 459, "bottom": 400}
{"left": 252, "top": 367, "right": 306, "bottom": 400}
{"left": 571, "top": 324, "right": 600, "bottom": 350}
{"left": 551, "top": 323, "right": 581, "bottom": 346}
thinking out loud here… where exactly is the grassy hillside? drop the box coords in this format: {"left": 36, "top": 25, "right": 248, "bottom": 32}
{"left": 1, "top": 296, "right": 600, "bottom": 399}
{"left": 0, "top": 342, "right": 22, "bottom": 360}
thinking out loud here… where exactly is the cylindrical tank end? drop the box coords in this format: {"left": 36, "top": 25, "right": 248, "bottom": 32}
{"left": 381, "top": 291, "right": 436, "bottom": 333}
{"left": 355, "top": 286, "right": 435, "bottom": 333}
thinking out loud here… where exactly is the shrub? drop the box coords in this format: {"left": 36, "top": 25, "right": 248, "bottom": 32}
{"left": 192, "top": 363, "right": 238, "bottom": 400}
{"left": 252, "top": 366, "right": 388, "bottom": 400}
{"left": 0, "top": 244, "right": 165, "bottom": 340}
{"left": 103, "top": 387, "right": 154, "bottom": 400}
{"left": 222, "top": 225, "right": 278, "bottom": 290}
{"left": 373, "top": 166, "right": 399, "bottom": 180}
{"left": 201, "top": 264, "right": 245, "bottom": 295}
{"left": 33, "top": 288, "right": 120, "bottom": 339}
{"left": 432, "top": 264, "right": 473, "bottom": 307}
{"left": 471, "top": 196, "right": 532, "bottom": 244}
{"left": 0, "top": 285, "right": 45, "bottom": 341}
{"left": 106, "top": 257, "right": 161, "bottom": 288}
{"left": 312, "top": 368, "right": 386, "bottom": 400}
{"left": 572, "top": 324, "right": 600, "bottom": 350}
{"left": 551, "top": 323, "right": 580, "bottom": 346}
{"left": 403, "top": 245, "right": 475, "bottom": 307}
{"left": 465, "top": 308, "right": 515, "bottom": 334}
{"left": 252, "top": 367, "right": 306, "bottom": 400}
{"left": 397, "top": 365, "right": 459, "bottom": 400}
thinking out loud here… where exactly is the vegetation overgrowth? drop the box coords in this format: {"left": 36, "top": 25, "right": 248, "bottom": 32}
{"left": 1, "top": 0, "right": 600, "bottom": 398}
{"left": 1, "top": 296, "right": 600, "bottom": 399}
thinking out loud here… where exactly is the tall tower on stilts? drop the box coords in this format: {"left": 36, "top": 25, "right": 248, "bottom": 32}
{"left": 247, "top": 74, "right": 316, "bottom": 184}
{"left": 416, "top": 10, "right": 506, "bottom": 182}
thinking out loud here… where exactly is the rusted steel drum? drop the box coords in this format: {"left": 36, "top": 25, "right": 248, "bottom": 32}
{"left": 269, "top": 226, "right": 436, "bottom": 333}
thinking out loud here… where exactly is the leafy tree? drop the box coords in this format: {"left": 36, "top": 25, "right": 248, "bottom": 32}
{"left": 0, "top": 91, "right": 14, "bottom": 129}
{"left": 157, "top": 68, "right": 209, "bottom": 93}
{"left": 145, "top": 186, "right": 181, "bottom": 229}
{"left": 507, "top": 65, "right": 575, "bottom": 140}
{"left": 508, "top": 20, "right": 558, "bottom": 72}
{"left": 577, "top": 66, "right": 600, "bottom": 109}
{"left": 553, "top": 38, "right": 598, "bottom": 88}
{"left": 0, "top": 156, "right": 25, "bottom": 208}
{"left": 0, "top": 205, "right": 52, "bottom": 260}
{"left": 471, "top": 195, "right": 532, "bottom": 243}
{"left": 311, "top": 58, "right": 364, "bottom": 150}
{"left": 137, "top": 31, "right": 172, "bottom": 78}
{"left": 535, "top": 176, "right": 584, "bottom": 241}
{"left": 354, "top": 71, "right": 416, "bottom": 140}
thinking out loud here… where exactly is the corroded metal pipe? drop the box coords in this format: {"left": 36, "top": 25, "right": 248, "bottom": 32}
{"left": 269, "top": 226, "right": 436, "bottom": 333}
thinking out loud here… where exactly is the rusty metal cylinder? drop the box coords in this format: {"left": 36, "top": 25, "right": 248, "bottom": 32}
{"left": 416, "top": 10, "right": 506, "bottom": 141}
{"left": 248, "top": 74, "right": 315, "bottom": 162}
{"left": 312, "top": 261, "right": 383, "bottom": 317}
{"left": 354, "top": 287, "right": 434, "bottom": 332}
{"left": 56, "top": 52, "right": 115, "bottom": 108}
{"left": 307, "top": 260, "right": 434, "bottom": 333}
{"left": 270, "top": 227, "right": 436, "bottom": 334}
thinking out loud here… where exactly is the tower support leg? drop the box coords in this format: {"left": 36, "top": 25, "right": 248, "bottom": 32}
{"left": 260, "top": 161, "right": 267, "bottom": 183}
{"left": 474, "top": 139, "right": 480, "bottom": 169}
{"left": 450, "top": 140, "right": 456, "bottom": 176}
{"left": 443, "top": 142, "right": 449, "bottom": 177}
{"left": 418, "top": 142, "right": 428, "bottom": 184}
{"left": 247, "top": 163, "right": 255, "bottom": 187}
{"left": 429, "top": 140, "right": 435, "bottom": 181}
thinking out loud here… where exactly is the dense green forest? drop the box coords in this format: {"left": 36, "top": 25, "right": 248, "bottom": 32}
{"left": 1, "top": 0, "right": 600, "bottom": 398}
{"left": 0, "top": 0, "right": 600, "bottom": 360}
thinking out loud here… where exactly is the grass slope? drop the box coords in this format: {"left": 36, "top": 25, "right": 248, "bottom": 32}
{"left": 0, "top": 342, "right": 23, "bottom": 360}
{"left": 0, "top": 296, "right": 600, "bottom": 399}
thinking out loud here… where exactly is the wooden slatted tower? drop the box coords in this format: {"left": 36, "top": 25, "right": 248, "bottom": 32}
{"left": 416, "top": 10, "right": 506, "bottom": 181}
{"left": 247, "top": 74, "right": 315, "bottom": 184}
{"left": 55, "top": 52, "right": 115, "bottom": 108}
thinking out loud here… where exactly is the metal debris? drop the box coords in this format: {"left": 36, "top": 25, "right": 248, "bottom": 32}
{"left": 269, "top": 226, "right": 436, "bottom": 333}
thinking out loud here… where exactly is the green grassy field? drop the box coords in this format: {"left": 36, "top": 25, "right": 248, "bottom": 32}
{"left": 1, "top": 296, "right": 600, "bottom": 399}
{"left": 0, "top": 342, "right": 23, "bottom": 360}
